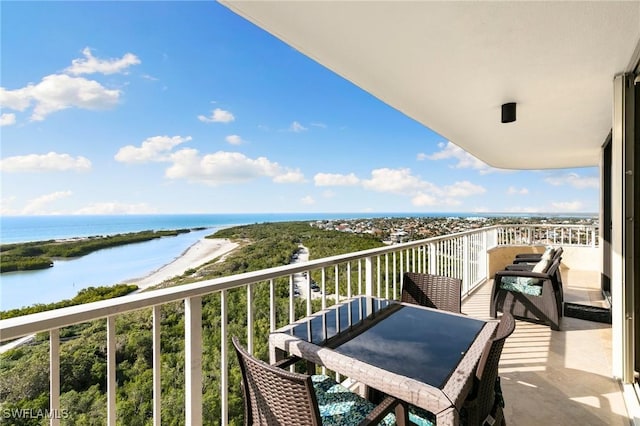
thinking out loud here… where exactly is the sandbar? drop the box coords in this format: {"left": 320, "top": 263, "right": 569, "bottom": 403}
{"left": 126, "top": 238, "right": 238, "bottom": 290}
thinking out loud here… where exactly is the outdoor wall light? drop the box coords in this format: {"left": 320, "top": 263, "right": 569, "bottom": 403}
{"left": 501, "top": 102, "right": 516, "bottom": 123}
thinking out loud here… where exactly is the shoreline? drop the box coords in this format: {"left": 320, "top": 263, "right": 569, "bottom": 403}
{"left": 0, "top": 237, "right": 238, "bottom": 353}
{"left": 125, "top": 237, "right": 239, "bottom": 290}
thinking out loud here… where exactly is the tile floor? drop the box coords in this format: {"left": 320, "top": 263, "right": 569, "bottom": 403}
{"left": 464, "top": 280, "right": 631, "bottom": 425}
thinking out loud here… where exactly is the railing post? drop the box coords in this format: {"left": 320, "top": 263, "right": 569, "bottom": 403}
{"left": 365, "top": 256, "right": 374, "bottom": 297}
{"left": 321, "top": 268, "right": 327, "bottom": 310}
{"left": 247, "top": 284, "right": 254, "bottom": 354}
{"left": 365, "top": 256, "right": 374, "bottom": 315}
{"left": 428, "top": 242, "right": 437, "bottom": 275}
{"left": 347, "top": 262, "right": 352, "bottom": 299}
{"left": 269, "top": 279, "right": 276, "bottom": 332}
{"left": 384, "top": 254, "right": 389, "bottom": 299}
{"left": 335, "top": 265, "right": 340, "bottom": 303}
{"left": 221, "top": 290, "right": 228, "bottom": 426}
{"left": 152, "top": 306, "right": 161, "bottom": 426}
{"left": 185, "top": 296, "right": 203, "bottom": 426}
{"left": 289, "top": 275, "right": 295, "bottom": 324}
{"left": 462, "top": 235, "right": 470, "bottom": 295}
{"left": 376, "top": 256, "right": 381, "bottom": 298}
{"left": 392, "top": 252, "right": 397, "bottom": 299}
{"left": 107, "top": 316, "right": 116, "bottom": 426}
{"left": 49, "top": 329, "right": 60, "bottom": 426}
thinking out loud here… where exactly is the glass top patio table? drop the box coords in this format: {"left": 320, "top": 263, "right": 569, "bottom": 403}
{"left": 269, "top": 296, "right": 497, "bottom": 425}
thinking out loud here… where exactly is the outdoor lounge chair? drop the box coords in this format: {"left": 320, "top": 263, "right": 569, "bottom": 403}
{"left": 232, "top": 336, "right": 408, "bottom": 426}
{"left": 401, "top": 272, "right": 462, "bottom": 313}
{"left": 513, "top": 246, "right": 563, "bottom": 264}
{"left": 491, "top": 259, "right": 563, "bottom": 330}
{"left": 508, "top": 247, "right": 564, "bottom": 311}
{"left": 407, "top": 313, "right": 515, "bottom": 426}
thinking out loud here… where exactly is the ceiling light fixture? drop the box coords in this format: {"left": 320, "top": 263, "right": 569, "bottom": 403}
{"left": 501, "top": 102, "right": 516, "bottom": 123}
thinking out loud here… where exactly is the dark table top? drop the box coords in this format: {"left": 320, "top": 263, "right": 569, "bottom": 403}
{"left": 285, "top": 296, "right": 486, "bottom": 389}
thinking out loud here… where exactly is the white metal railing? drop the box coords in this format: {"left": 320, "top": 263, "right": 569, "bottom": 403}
{"left": 496, "top": 223, "right": 599, "bottom": 247}
{"left": 0, "top": 223, "right": 598, "bottom": 425}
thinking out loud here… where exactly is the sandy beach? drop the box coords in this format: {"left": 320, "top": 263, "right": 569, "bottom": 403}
{"left": 0, "top": 237, "right": 239, "bottom": 353}
{"left": 126, "top": 238, "right": 239, "bottom": 290}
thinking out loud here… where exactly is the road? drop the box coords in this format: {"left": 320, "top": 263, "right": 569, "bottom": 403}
{"left": 291, "top": 245, "right": 322, "bottom": 300}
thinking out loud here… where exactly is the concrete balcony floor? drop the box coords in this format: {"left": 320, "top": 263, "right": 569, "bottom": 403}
{"left": 463, "top": 280, "right": 629, "bottom": 425}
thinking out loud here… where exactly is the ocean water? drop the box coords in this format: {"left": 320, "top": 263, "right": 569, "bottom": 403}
{"left": 0, "top": 212, "right": 592, "bottom": 310}
{"left": 1, "top": 213, "right": 403, "bottom": 310}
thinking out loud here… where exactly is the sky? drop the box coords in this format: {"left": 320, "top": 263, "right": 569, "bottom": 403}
{"left": 0, "top": 1, "right": 600, "bottom": 216}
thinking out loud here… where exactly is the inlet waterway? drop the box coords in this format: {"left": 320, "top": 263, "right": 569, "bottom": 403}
{"left": 0, "top": 228, "right": 214, "bottom": 310}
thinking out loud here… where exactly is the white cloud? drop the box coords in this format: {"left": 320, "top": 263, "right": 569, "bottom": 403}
{"left": 411, "top": 192, "right": 439, "bottom": 206}
{"left": 0, "top": 152, "right": 91, "bottom": 173}
{"left": 301, "top": 195, "right": 315, "bottom": 205}
{"left": 0, "top": 86, "right": 33, "bottom": 111}
{"left": 314, "top": 172, "right": 360, "bottom": 186}
{"left": 273, "top": 170, "right": 305, "bottom": 183}
{"left": 198, "top": 108, "right": 235, "bottom": 123}
{"left": 165, "top": 149, "right": 300, "bottom": 186}
{"left": 551, "top": 201, "right": 584, "bottom": 211}
{"left": 444, "top": 181, "right": 486, "bottom": 197}
{"left": 424, "top": 141, "right": 503, "bottom": 175}
{"left": 361, "top": 168, "right": 437, "bottom": 195}
{"left": 115, "top": 135, "right": 192, "bottom": 163}
{"left": 65, "top": 47, "right": 140, "bottom": 75}
{"left": 0, "top": 113, "right": 16, "bottom": 126}
{"left": 0, "top": 48, "right": 138, "bottom": 122}
{"left": 544, "top": 173, "right": 598, "bottom": 189}
{"left": 1, "top": 74, "right": 121, "bottom": 121}
{"left": 0, "top": 195, "right": 18, "bottom": 215}
{"left": 289, "top": 121, "right": 307, "bottom": 132}
{"left": 310, "top": 122, "right": 327, "bottom": 128}
{"left": 507, "top": 186, "right": 529, "bottom": 195}
{"left": 225, "top": 134, "right": 243, "bottom": 145}
{"left": 74, "top": 202, "right": 157, "bottom": 215}
{"left": 22, "top": 191, "right": 73, "bottom": 215}
{"left": 315, "top": 167, "right": 486, "bottom": 207}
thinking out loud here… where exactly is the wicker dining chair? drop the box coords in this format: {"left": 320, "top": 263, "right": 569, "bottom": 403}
{"left": 401, "top": 272, "right": 462, "bottom": 313}
{"left": 462, "top": 312, "right": 515, "bottom": 426}
{"left": 231, "top": 336, "right": 408, "bottom": 426}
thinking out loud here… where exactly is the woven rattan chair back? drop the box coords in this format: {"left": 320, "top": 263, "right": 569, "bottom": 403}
{"left": 232, "top": 336, "right": 322, "bottom": 426}
{"left": 465, "top": 313, "right": 516, "bottom": 425}
{"left": 401, "top": 272, "right": 462, "bottom": 313}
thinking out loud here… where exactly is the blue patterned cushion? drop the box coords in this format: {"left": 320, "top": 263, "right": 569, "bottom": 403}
{"left": 500, "top": 277, "right": 543, "bottom": 296}
{"left": 312, "top": 375, "right": 396, "bottom": 425}
{"left": 408, "top": 405, "right": 436, "bottom": 426}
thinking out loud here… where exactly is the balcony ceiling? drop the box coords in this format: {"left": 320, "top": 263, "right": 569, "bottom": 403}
{"left": 220, "top": 1, "right": 639, "bottom": 169}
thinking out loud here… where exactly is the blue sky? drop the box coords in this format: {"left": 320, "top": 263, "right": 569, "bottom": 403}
{"left": 0, "top": 1, "right": 599, "bottom": 215}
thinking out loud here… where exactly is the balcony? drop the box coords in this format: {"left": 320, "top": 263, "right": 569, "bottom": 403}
{"left": 0, "top": 223, "right": 632, "bottom": 425}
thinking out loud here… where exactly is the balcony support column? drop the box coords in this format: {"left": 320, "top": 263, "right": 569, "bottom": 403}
{"left": 611, "top": 72, "right": 636, "bottom": 384}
